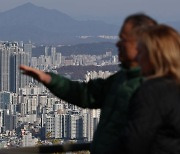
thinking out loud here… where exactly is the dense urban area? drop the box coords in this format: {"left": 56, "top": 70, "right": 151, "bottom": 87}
{"left": 0, "top": 41, "right": 119, "bottom": 148}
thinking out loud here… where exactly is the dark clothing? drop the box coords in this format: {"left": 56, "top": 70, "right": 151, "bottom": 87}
{"left": 122, "top": 77, "right": 180, "bottom": 154}
{"left": 45, "top": 67, "right": 142, "bottom": 154}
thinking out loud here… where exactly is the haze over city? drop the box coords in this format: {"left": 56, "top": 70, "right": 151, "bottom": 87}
{"left": 0, "top": 0, "right": 180, "bottom": 25}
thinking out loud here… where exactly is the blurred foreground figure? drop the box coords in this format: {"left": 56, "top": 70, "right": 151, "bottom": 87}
{"left": 20, "top": 14, "right": 157, "bottom": 154}
{"left": 122, "top": 25, "right": 180, "bottom": 154}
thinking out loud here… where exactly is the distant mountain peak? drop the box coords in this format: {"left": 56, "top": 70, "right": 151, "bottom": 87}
{"left": 20, "top": 2, "right": 35, "bottom": 7}
{"left": 14, "top": 2, "right": 44, "bottom": 11}
{"left": 0, "top": 3, "right": 118, "bottom": 44}
{"left": 5, "top": 2, "right": 72, "bottom": 19}
{"left": 17, "top": 2, "right": 41, "bottom": 8}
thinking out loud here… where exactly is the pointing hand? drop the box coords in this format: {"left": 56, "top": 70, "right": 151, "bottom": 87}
{"left": 19, "top": 65, "right": 51, "bottom": 84}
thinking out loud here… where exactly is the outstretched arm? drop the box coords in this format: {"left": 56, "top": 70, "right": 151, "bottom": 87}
{"left": 20, "top": 65, "right": 108, "bottom": 109}
{"left": 20, "top": 65, "right": 51, "bottom": 84}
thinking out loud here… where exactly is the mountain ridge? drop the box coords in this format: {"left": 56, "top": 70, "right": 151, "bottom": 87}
{"left": 0, "top": 3, "right": 119, "bottom": 44}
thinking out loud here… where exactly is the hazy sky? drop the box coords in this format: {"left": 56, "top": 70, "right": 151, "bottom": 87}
{"left": 0, "top": 0, "right": 180, "bottom": 25}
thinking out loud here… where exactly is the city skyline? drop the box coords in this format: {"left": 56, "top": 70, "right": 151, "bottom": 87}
{"left": 0, "top": 40, "right": 113, "bottom": 148}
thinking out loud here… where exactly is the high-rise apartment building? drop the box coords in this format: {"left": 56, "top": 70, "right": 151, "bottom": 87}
{"left": 0, "top": 42, "right": 29, "bottom": 92}
{"left": 51, "top": 46, "right": 56, "bottom": 66}
{"left": 23, "top": 42, "right": 32, "bottom": 65}
{"left": 44, "top": 46, "right": 49, "bottom": 57}
{"left": 17, "top": 51, "right": 29, "bottom": 90}
{"left": 0, "top": 48, "right": 10, "bottom": 91}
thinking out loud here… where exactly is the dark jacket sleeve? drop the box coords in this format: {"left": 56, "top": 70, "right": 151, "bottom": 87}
{"left": 44, "top": 72, "right": 111, "bottom": 109}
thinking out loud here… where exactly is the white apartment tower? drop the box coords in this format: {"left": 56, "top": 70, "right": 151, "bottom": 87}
{"left": 0, "top": 42, "right": 29, "bottom": 92}
{"left": 23, "top": 42, "right": 32, "bottom": 65}
{"left": 0, "top": 48, "right": 10, "bottom": 91}
{"left": 51, "top": 46, "right": 56, "bottom": 66}
{"left": 45, "top": 113, "right": 70, "bottom": 139}
{"left": 45, "top": 46, "right": 49, "bottom": 57}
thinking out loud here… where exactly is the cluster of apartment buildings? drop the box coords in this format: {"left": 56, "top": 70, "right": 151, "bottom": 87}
{"left": 0, "top": 41, "right": 118, "bottom": 148}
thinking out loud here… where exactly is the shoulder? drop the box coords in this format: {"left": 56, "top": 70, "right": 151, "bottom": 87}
{"left": 104, "top": 70, "right": 123, "bottom": 82}
{"left": 129, "top": 77, "right": 180, "bottom": 117}
{"left": 140, "top": 77, "right": 178, "bottom": 91}
{"left": 132, "top": 77, "right": 180, "bottom": 106}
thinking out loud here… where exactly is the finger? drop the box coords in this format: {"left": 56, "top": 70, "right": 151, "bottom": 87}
{"left": 19, "top": 65, "right": 32, "bottom": 71}
{"left": 20, "top": 65, "right": 40, "bottom": 75}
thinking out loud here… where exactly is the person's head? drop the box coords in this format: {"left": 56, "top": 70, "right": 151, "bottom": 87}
{"left": 137, "top": 24, "right": 180, "bottom": 83}
{"left": 116, "top": 13, "right": 157, "bottom": 68}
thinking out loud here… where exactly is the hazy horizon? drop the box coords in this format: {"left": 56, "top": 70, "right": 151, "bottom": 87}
{"left": 0, "top": 0, "right": 179, "bottom": 25}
